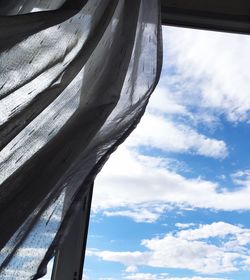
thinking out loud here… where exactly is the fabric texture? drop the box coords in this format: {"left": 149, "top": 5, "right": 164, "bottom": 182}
{"left": 0, "top": 0, "right": 162, "bottom": 279}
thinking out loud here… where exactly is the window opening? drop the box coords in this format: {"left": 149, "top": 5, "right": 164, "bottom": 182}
{"left": 82, "top": 25, "right": 250, "bottom": 280}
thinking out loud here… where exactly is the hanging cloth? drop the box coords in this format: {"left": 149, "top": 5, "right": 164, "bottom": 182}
{"left": 0, "top": 0, "right": 162, "bottom": 278}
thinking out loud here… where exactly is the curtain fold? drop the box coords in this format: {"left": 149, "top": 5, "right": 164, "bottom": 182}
{"left": 0, "top": 0, "right": 162, "bottom": 279}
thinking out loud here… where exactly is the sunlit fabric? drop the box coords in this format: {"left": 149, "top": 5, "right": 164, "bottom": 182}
{"left": 0, "top": 0, "right": 162, "bottom": 278}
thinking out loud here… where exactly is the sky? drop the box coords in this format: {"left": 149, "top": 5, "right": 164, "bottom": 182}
{"left": 83, "top": 25, "right": 250, "bottom": 280}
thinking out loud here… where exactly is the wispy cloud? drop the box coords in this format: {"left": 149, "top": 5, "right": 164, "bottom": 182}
{"left": 103, "top": 209, "right": 162, "bottom": 223}
{"left": 175, "top": 223, "right": 196, "bottom": 229}
{"left": 162, "top": 27, "right": 250, "bottom": 123}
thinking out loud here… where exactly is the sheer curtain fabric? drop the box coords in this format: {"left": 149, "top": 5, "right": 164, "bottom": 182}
{"left": 0, "top": 0, "right": 162, "bottom": 279}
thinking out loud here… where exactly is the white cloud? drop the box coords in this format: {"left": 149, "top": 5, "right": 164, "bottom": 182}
{"left": 125, "top": 265, "right": 138, "bottom": 273}
{"left": 88, "top": 222, "right": 250, "bottom": 274}
{"left": 124, "top": 274, "right": 228, "bottom": 280}
{"left": 141, "top": 237, "right": 238, "bottom": 274}
{"left": 175, "top": 223, "right": 196, "bottom": 229}
{"left": 93, "top": 145, "right": 250, "bottom": 222}
{"left": 103, "top": 209, "right": 161, "bottom": 223}
{"left": 231, "top": 170, "right": 250, "bottom": 187}
{"left": 176, "top": 222, "right": 249, "bottom": 242}
{"left": 126, "top": 113, "right": 228, "bottom": 159}
{"left": 124, "top": 272, "right": 166, "bottom": 280}
{"left": 147, "top": 86, "right": 188, "bottom": 116}
{"left": 162, "top": 26, "right": 250, "bottom": 122}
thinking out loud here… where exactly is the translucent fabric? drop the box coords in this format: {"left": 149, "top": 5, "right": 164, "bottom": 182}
{"left": 0, "top": 0, "right": 162, "bottom": 279}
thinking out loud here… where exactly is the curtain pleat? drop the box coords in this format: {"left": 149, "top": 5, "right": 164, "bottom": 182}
{"left": 0, "top": 0, "right": 162, "bottom": 279}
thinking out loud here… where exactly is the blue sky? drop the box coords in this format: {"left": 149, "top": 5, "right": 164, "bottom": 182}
{"left": 83, "top": 26, "right": 250, "bottom": 280}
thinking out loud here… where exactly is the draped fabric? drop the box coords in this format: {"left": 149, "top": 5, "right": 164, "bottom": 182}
{"left": 0, "top": 0, "right": 162, "bottom": 279}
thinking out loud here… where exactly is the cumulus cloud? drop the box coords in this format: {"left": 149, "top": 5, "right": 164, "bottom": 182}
{"left": 126, "top": 113, "right": 228, "bottom": 159}
{"left": 176, "top": 222, "right": 250, "bottom": 243}
{"left": 88, "top": 222, "right": 250, "bottom": 274}
{"left": 93, "top": 145, "right": 250, "bottom": 222}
